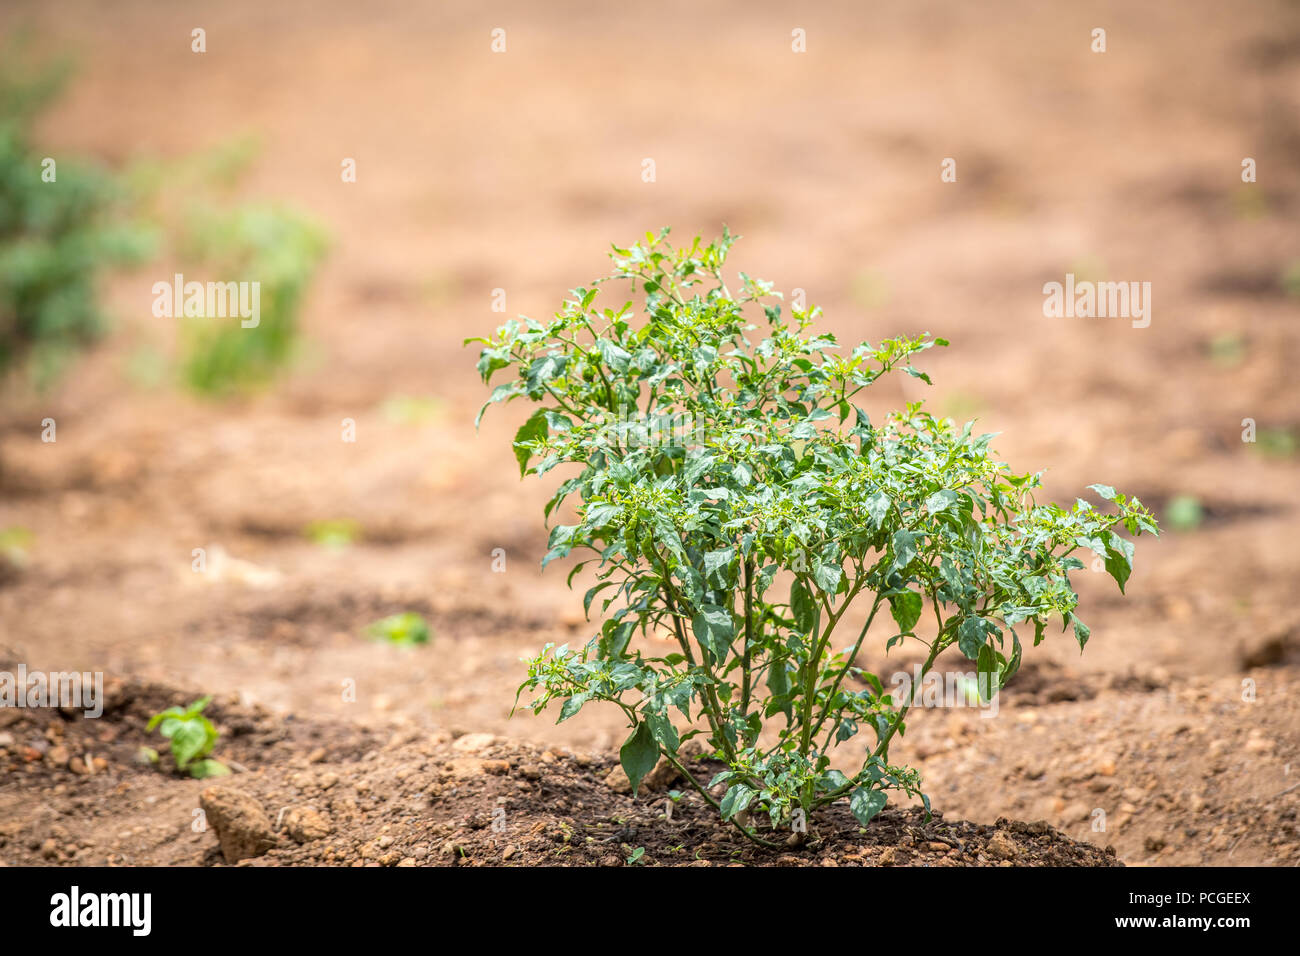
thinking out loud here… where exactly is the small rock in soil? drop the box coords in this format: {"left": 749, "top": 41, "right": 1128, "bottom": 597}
{"left": 201, "top": 787, "right": 279, "bottom": 864}
{"left": 283, "top": 806, "right": 332, "bottom": 842}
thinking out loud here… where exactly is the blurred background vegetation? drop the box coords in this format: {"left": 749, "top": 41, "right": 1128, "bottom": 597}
{"left": 0, "top": 38, "right": 329, "bottom": 399}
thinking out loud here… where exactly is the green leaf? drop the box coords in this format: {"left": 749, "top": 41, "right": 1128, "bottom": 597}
{"left": 558, "top": 694, "right": 587, "bottom": 722}
{"left": 702, "top": 548, "right": 734, "bottom": 582}
{"left": 168, "top": 719, "right": 209, "bottom": 769}
{"left": 1001, "top": 634, "right": 1023, "bottom": 687}
{"left": 146, "top": 706, "right": 184, "bottom": 732}
{"left": 812, "top": 559, "right": 842, "bottom": 595}
{"left": 976, "top": 644, "right": 997, "bottom": 701}
{"left": 924, "top": 490, "right": 958, "bottom": 514}
{"left": 888, "top": 590, "right": 922, "bottom": 632}
{"left": 1087, "top": 483, "right": 1117, "bottom": 501}
{"left": 645, "top": 712, "right": 680, "bottom": 752}
{"left": 790, "top": 580, "right": 816, "bottom": 634}
{"left": 1103, "top": 532, "right": 1135, "bottom": 594}
{"left": 525, "top": 354, "right": 568, "bottom": 394}
{"left": 957, "top": 615, "right": 986, "bottom": 659}
{"left": 584, "top": 502, "right": 620, "bottom": 527}
{"left": 513, "top": 408, "right": 549, "bottom": 476}
{"left": 691, "top": 604, "right": 734, "bottom": 663}
{"left": 864, "top": 491, "right": 890, "bottom": 527}
{"left": 1071, "top": 614, "right": 1091, "bottom": 652}
{"left": 720, "top": 783, "right": 756, "bottom": 820}
{"left": 849, "top": 787, "right": 888, "bottom": 825}
{"left": 619, "top": 721, "right": 660, "bottom": 796}
{"left": 598, "top": 338, "right": 632, "bottom": 373}
{"left": 891, "top": 530, "right": 918, "bottom": 571}
{"left": 188, "top": 759, "right": 230, "bottom": 779}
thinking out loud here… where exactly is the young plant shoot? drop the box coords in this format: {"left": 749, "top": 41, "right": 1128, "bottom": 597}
{"left": 471, "top": 229, "right": 1157, "bottom": 847}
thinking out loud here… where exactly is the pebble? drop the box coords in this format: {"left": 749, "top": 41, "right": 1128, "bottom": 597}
{"left": 283, "top": 807, "right": 332, "bottom": 842}
{"left": 985, "top": 831, "right": 1020, "bottom": 861}
{"left": 451, "top": 733, "right": 496, "bottom": 754}
{"left": 199, "top": 787, "right": 278, "bottom": 864}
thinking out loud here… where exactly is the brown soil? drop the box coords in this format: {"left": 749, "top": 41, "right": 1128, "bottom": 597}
{"left": 0, "top": 0, "right": 1298, "bottom": 867}
{"left": 0, "top": 675, "right": 1115, "bottom": 867}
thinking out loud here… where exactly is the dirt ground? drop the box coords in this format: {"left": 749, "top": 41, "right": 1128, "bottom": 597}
{"left": 1, "top": 0, "right": 1298, "bottom": 866}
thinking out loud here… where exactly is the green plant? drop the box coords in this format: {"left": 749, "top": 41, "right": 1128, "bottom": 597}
{"left": 1165, "top": 494, "right": 1204, "bottom": 532}
{"left": 304, "top": 518, "right": 360, "bottom": 550}
{"left": 0, "top": 526, "right": 33, "bottom": 566}
{"left": 364, "top": 612, "right": 432, "bottom": 646}
{"left": 0, "top": 45, "right": 152, "bottom": 387}
{"left": 1254, "top": 426, "right": 1297, "bottom": 459}
{"left": 146, "top": 696, "right": 229, "bottom": 778}
{"left": 178, "top": 203, "right": 327, "bottom": 395}
{"left": 471, "top": 229, "right": 1158, "bottom": 847}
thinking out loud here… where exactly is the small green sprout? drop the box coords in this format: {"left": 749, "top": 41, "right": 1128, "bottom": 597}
{"left": 364, "top": 612, "right": 432, "bottom": 646}
{"left": 304, "top": 519, "right": 360, "bottom": 550}
{"left": 1165, "top": 495, "right": 1204, "bottom": 532}
{"left": 146, "top": 696, "right": 229, "bottom": 778}
{"left": 0, "top": 527, "right": 34, "bottom": 568}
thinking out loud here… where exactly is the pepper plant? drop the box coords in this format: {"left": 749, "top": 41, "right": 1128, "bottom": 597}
{"left": 471, "top": 229, "right": 1157, "bottom": 848}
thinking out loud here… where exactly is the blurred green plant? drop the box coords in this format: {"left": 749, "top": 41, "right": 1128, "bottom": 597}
{"left": 0, "top": 44, "right": 154, "bottom": 388}
{"left": 1232, "top": 185, "right": 1269, "bottom": 221}
{"left": 1282, "top": 261, "right": 1300, "bottom": 299}
{"left": 1254, "top": 426, "right": 1298, "bottom": 459}
{"left": 0, "top": 526, "right": 33, "bottom": 566}
{"left": 364, "top": 612, "right": 432, "bottom": 646}
{"left": 126, "top": 133, "right": 262, "bottom": 202}
{"left": 304, "top": 518, "right": 360, "bottom": 549}
{"left": 178, "top": 203, "right": 328, "bottom": 395}
{"left": 1207, "top": 332, "right": 1247, "bottom": 369}
{"left": 146, "top": 696, "right": 229, "bottom": 778}
{"left": 1165, "top": 494, "right": 1204, "bottom": 532}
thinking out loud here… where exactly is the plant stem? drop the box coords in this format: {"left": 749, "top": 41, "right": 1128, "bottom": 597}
{"left": 809, "top": 593, "right": 883, "bottom": 748}
{"left": 812, "top": 630, "right": 947, "bottom": 810}
{"left": 740, "top": 559, "right": 755, "bottom": 716}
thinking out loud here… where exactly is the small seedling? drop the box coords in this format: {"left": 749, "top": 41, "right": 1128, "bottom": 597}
{"left": 304, "top": 519, "right": 360, "bottom": 550}
{"left": 178, "top": 203, "right": 328, "bottom": 396}
{"left": 146, "top": 696, "right": 229, "bottom": 778}
{"left": 1283, "top": 261, "right": 1300, "bottom": 299}
{"left": 625, "top": 846, "right": 646, "bottom": 865}
{"left": 364, "top": 612, "right": 431, "bottom": 646}
{"left": 1165, "top": 495, "right": 1204, "bottom": 532}
{"left": 1254, "top": 427, "right": 1297, "bottom": 459}
{"left": 473, "top": 229, "right": 1157, "bottom": 847}
{"left": 0, "top": 527, "right": 33, "bottom": 567}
